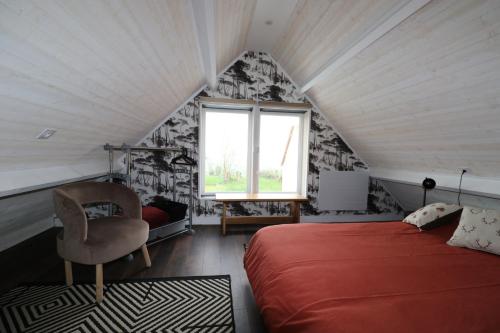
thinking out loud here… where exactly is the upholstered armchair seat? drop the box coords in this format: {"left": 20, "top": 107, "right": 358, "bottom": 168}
{"left": 57, "top": 216, "right": 149, "bottom": 265}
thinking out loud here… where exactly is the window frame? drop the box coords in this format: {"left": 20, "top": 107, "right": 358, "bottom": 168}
{"left": 199, "top": 98, "right": 310, "bottom": 198}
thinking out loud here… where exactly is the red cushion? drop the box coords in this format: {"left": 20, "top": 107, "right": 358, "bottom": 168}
{"left": 141, "top": 206, "right": 169, "bottom": 229}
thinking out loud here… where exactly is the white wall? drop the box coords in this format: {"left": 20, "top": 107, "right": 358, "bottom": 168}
{"left": 379, "top": 179, "right": 500, "bottom": 213}
{"left": 0, "top": 174, "right": 109, "bottom": 252}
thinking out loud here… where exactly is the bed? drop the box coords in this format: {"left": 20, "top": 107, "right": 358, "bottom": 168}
{"left": 243, "top": 220, "right": 500, "bottom": 333}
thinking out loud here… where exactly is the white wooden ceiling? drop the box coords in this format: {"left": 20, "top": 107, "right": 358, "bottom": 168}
{"left": 216, "top": 0, "right": 257, "bottom": 72}
{"left": 0, "top": 0, "right": 255, "bottom": 193}
{"left": 300, "top": 0, "right": 500, "bottom": 180}
{"left": 272, "top": 0, "right": 404, "bottom": 85}
{"left": 2, "top": 0, "right": 500, "bottom": 194}
{"left": 0, "top": 0, "right": 203, "bottom": 172}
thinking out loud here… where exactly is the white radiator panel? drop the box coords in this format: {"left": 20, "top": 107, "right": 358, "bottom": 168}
{"left": 318, "top": 170, "right": 369, "bottom": 211}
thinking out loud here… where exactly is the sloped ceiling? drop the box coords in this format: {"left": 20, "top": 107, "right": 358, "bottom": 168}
{"left": 272, "top": 0, "right": 403, "bottom": 83}
{"left": 0, "top": 0, "right": 255, "bottom": 194}
{"left": 216, "top": 0, "right": 257, "bottom": 73}
{"left": 1, "top": 0, "right": 202, "bottom": 171}
{"left": 276, "top": 0, "right": 500, "bottom": 181}
{"left": 2, "top": 0, "right": 500, "bottom": 195}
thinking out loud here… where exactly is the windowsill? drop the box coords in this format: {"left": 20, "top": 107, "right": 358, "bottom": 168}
{"left": 199, "top": 192, "right": 307, "bottom": 201}
{"left": 199, "top": 194, "right": 216, "bottom": 200}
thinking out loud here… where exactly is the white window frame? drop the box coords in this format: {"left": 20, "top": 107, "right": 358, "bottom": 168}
{"left": 199, "top": 99, "right": 310, "bottom": 197}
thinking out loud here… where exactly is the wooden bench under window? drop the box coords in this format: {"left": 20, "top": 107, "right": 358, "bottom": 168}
{"left": 215, "top": 193, "right": 308, "bottom": 235}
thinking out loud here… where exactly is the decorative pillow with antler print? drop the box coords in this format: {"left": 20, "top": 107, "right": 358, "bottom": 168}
{"left": 447, "top": 206, "right": 500, "bottom": 256}
{"left": 403, "top": 203, "right": 462, "bottom": 229}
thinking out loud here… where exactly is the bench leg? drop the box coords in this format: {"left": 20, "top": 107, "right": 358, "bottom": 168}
{"left": 221, "top": 202, "right": 227, "bottom": 236}
{"left": 291, "top": 201, "right": 300, "bottom": 223}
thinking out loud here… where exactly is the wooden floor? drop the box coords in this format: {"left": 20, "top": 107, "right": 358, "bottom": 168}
{"left": 0, "top": 225, "right": 267, "bottom": 333}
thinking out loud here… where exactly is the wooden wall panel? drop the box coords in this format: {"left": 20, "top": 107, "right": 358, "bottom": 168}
{"left": 0, "top": 189, "right": 55, "bottom": 251}
{"left": 380, "top": 180, "right": 500, "bottom": 213}
{"left": 304, "top": 0, "right": 500, "bottom": 177}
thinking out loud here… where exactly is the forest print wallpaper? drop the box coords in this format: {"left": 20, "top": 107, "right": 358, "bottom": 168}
{"left": 128, "top": 52, "right": 402, "bottom": 218}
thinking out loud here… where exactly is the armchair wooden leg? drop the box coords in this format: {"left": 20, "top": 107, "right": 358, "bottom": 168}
{"left": 64, "top": 260, "right": 73, "bottom": 286}
{"left": 96, "top": 264, "right": 103, "bottom": 303}
{"left": 141, "top": 244, "right": 152, "bottom": 268}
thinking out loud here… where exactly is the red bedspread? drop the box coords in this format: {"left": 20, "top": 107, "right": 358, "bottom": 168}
{"left": 244, "top": 221, "right": 500, "bottom": 333}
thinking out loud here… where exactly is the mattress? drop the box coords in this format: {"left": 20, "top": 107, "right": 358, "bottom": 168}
{"left": 244, "top": 221, "right": 500, "bottom": 333}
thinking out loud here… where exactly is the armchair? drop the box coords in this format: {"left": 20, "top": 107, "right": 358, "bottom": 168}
{"left": 53, "top": 181, "right": 150, "bottom": 302}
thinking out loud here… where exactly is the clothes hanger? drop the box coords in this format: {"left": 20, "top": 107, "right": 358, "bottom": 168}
{"left": 172, "top": 148, "right": 196, "bottom": 166}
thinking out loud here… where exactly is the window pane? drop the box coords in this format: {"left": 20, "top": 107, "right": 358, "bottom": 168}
{"left": 259, "top": 113, "right": 301, "bottom": 192}
{"left": 204, "top": 111, "right": 249, "bottom": 193}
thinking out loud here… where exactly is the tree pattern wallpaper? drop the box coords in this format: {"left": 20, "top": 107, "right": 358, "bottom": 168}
{"left": 128, "top": 52, "right": 402, "bottom": 218}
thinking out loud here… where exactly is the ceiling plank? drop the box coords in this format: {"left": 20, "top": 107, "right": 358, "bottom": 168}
{"left": 300, "top": 0, "right": 432, "bottom": 93}
{"left": 191, "top": 0, "right": 217, "bottom": 91}
{"left": 216, "top": 0, "right": 257, "bottom": 72}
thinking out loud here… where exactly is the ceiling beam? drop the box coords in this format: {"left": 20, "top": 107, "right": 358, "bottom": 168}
{"left": 300, "top": 0, "right": 432, "bottom": 93}
{"left": 190, "top": 0, "right": 217, "bottom": 91}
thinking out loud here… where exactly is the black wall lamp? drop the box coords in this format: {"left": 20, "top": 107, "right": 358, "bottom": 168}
{"left": 422, "top": 177, "right": 436, "bottom": 206}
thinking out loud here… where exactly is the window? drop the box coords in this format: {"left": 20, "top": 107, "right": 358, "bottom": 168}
{"left": 199, "top": 98, "right": 310, "bottom": 196}
{"left": 258, "top": 112, "right": 303, "bottom": 192}
{"left": 203, "top": 109, "right": 251, "bottom": 193}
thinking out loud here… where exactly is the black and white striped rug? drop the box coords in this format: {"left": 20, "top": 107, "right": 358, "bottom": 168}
{"left": 0, "top": 275, "right": 235, "bottom": 333}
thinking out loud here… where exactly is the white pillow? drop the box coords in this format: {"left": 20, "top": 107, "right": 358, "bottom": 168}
{"left": 447, "top": 206, "right": 500, "bottom": 255}
{"left": 403, "top": 203, "right": 461, "bottom": 228}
